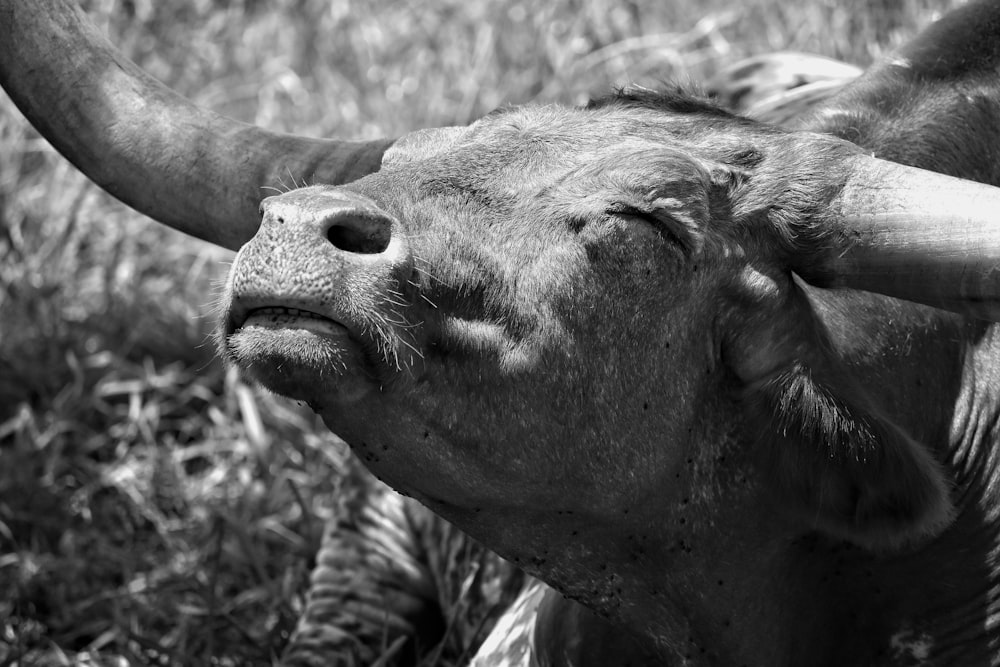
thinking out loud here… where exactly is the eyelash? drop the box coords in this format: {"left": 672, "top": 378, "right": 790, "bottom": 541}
{"left": 606, "top": 205, "right": 657, "bottom": 226}
{"left": 607, "top": 205, "right": 694, "bottom": 256}
{"left": 564, "top": 208, "right": 652, "bottom": 234}
{"left": 566, "top": 206, "right": 680, "bottom": 249}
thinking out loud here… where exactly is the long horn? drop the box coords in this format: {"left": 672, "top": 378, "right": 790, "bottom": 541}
{"left": 0, "top": 0, "right": 393, "bottom": 250}
{"left": 799, "top": 155, "right": 1000, "bottom": 321}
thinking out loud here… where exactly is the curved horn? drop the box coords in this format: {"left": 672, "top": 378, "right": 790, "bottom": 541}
{"left": 799, "top": 156, "right": 1000, "bottom": 321}
{"left": 0, "top": 0, "right": 393, "bottom": 250}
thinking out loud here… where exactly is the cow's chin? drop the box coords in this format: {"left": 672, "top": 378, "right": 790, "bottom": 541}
{"left": 224, "top": 316, "right": 376, "bottom": 403}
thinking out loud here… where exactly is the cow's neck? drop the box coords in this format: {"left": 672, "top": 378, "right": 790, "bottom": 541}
{"left": 718, "top": 326, "right": 1000, "bottom": 667}
{"left": 672, "top": 323, "right": 1000, "bottom": 667}
{"left": 445, "top": 322, "right": 1000, "bottom": 666}
{"left": 519, "top": 463, "right": 1000, "bottom": 666}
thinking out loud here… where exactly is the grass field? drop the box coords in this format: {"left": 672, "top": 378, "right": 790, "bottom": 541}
{"left": 0, "top": 0, "right": 963, "bottom": 664}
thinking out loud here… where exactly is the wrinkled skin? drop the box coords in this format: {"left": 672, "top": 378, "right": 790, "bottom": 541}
{"left": 221, "top": 88, "right": 1000, "bottom": 665}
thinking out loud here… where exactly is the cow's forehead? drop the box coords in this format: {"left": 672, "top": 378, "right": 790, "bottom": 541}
{"left": 384, "top": 101, "right": 710, "bottom": 172}
{"left": 376, "top": 101, "right": 737, "bottom": 216}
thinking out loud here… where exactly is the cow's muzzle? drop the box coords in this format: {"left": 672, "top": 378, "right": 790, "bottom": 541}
{"left": 221, "top": 186, "right": 415, "bottom": 401}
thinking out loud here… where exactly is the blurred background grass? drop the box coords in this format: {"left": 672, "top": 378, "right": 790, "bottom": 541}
{"left": 0, "top": 0, "right": 963, "bottom": 665}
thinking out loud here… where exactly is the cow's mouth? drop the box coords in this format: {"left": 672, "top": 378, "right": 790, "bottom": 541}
{"left": 239, "top": 306, "right": 349, "bottom": 337}
{"left": 225, "top": 302, "right": 354, "bottom": 342}
{"left": 223, "top": 303, "right": 378, "bottom": 403}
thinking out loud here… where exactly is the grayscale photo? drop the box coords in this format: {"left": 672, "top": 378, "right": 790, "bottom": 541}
{"left": 1, "top": 0, "right": 995, "bottom": 665}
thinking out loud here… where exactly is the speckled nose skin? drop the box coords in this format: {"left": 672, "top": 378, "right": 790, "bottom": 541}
{"left": 231, "top": 187, "right": 408, "bottom": 319}
{"left": 221, "top": 186, "right": 414, "bottom": 402}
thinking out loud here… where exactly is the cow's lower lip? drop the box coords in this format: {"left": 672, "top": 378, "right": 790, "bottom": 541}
{"left": 225, "top": 306, "right": 375, "bottom": 402}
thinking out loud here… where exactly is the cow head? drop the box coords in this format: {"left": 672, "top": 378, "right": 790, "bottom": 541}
{"left": 228, "top": 96, "right": 750, "bottom": 512}
{"left": 221, "top": 91, "right": 971, "bottom": 562}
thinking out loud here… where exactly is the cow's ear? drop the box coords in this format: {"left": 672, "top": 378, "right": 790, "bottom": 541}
{"left": 723, "top": 271, "right": 954, "bottom": 550}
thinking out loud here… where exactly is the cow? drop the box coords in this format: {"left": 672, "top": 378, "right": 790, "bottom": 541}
{"left": 4, "top": 0, "right": 1000, "bottom": 665}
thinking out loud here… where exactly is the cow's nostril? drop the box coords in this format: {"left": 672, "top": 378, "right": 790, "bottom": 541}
{"left": 325, "top": 214, "right": 392, "bottom": 254}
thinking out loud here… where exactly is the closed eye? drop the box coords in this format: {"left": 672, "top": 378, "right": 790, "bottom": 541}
{"left": 606, "top": 204, "right": 695, "bottom": 256}
{"left": 606, "top": 203, "right": 655, "bottom": 223}
{"left": 605, "top": 203, "right": 665, "bottom": 233}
